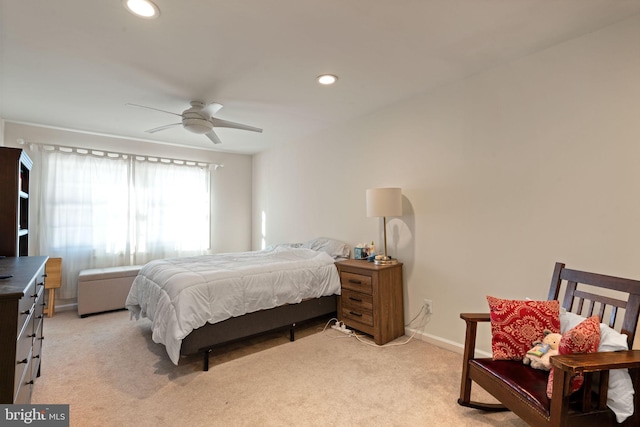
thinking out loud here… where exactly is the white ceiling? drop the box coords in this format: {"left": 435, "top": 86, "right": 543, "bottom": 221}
{"left": 1, "top": 1, "right": 639, "bottom": 154}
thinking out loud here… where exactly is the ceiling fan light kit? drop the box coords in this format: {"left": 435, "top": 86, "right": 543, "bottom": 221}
{"left": 182, "top": 117, "right": 212, "bottom": 134}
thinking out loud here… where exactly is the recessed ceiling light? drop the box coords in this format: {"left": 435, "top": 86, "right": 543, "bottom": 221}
{"left": 317, "top": 74, "right": 338, "bottom": 85}
{"left": 123, "top": 0, "right": 160, "bottom": 19}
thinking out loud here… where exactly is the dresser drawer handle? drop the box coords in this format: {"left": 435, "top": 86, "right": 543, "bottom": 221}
{"left": 28, "top": 333, "right": 36, "bottom": 338}
{"left": 349, "top": 311, "right": 363, "bottom": 317}
{"left": 20, "top": 308, "right": 33, "bottom": 315}
{"left": 31, "top": 293, "right": 39, "bottom": 298}
{"left": 33, "top": 354, "right": 40, "bottom": 359}
{"left": 348, "top": 296, "right": 363, "bottom": 302}
{"left": 36, "top": 315, "right": 44, "bottom": 319}
{"left": 25, "top": 380, "right": 34, "bottom": 385}
{"left": 17, "top": 358, "right": 28, "bottom": 364}
{"left": 37, "top": 281, "right": 45, "bottom": 287}
{"left": 348, "top": 279, "right": 362, "bottom": 284}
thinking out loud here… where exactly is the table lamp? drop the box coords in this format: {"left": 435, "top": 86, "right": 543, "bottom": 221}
{"left": 366, "top": 187, "right": 402, "bottom": 265}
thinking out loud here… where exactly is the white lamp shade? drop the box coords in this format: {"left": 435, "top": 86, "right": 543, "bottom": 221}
{"left": 366, "top": 188, "right": 402, "bottom": 217}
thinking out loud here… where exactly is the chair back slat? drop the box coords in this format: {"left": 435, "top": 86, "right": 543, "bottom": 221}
{"left": 548, "top": 262, "right": 640, "bottom": 349}
{"left": 598, "top": 304, "right": 606, "bottom": 323}
{"left": 609, "top": 306, "right": 618, "bottom": 329}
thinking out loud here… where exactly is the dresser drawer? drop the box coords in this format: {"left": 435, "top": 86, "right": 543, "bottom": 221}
{"left": 34, "top": 285, "right": 45, "bottom": 319}
{"left": 340, "top": 271, "right": 372, "bottom": 294}
{"left": 13, "top": 375, "right": 33, "bottom": 405}
{"left": 17, "top": 295, "right": 34, "bottom": 335}
{"left": 340, "top": 290, "right": 374, "bottom": 326}
{"left": 15, "top": 313, "right": 35, "bottom": 396}
{"left": 31, "top": 321, "right": 43, "bottom": 382}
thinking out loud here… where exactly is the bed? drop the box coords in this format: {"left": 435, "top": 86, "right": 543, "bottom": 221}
{"left": 125, "top": 238, "right": 348, "bottom": 370}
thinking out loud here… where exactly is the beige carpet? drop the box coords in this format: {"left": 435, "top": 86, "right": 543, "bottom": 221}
{"left": 32, "top": 309, "right": 527, "bottom": 427}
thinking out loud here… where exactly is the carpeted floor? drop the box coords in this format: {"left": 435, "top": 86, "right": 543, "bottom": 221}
{"left": 31, "top": 309, "right": 527, "bottom": 426}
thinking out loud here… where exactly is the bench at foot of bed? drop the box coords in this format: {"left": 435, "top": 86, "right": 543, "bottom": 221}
{"left": 78, "top": 265, "right": 142, "bottom": 317}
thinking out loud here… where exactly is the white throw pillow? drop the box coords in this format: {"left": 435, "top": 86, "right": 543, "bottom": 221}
{"left": 560, "top": 311, "right": 634, "bottom": 423}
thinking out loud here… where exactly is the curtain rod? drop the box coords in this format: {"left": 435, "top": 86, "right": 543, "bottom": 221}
{"left": 17, "top": 139, "right": 224, "bottom": 170}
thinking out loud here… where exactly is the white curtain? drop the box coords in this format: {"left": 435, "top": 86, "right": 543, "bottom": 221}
{"left": 131, "top": 158, "right": 210, "bottom": 264}
{"left": 35, "top": 147, "right": 210, "bottom": 299}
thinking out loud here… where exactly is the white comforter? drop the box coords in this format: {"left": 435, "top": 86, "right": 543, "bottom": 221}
{"left": 125, "top": 247, "right": 341, "bottom": 364}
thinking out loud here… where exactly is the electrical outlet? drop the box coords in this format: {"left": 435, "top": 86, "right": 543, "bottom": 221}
{"left": 424, "top": 299, "right": 433, "bottom": 315}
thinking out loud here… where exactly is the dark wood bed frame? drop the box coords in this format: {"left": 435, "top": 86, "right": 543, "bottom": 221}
{"left": 180, "top": 294, "right": 337, "bottom": 371}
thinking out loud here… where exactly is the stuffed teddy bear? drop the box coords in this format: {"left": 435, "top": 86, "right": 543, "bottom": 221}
{"left": 522, "top": 330, "right": 562, "bottom": 371}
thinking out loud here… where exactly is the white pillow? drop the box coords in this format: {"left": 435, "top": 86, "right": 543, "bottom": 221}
{"left": 560, "top": 311, "right": 634, "bottom": 423}
{"left": 301, "top": 237, "right": 350, "bottom": 259}
{"left": 264, "top": 242, "right": 302, "bottom": 250}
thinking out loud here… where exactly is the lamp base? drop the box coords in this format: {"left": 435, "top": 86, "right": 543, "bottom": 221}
{"left": 374, "top": 256, "right": 398, "bottom": 266}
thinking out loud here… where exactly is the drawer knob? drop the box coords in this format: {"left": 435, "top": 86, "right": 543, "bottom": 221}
{"left": 25, "top": 380, "right": 34, "bottom": 385}
{"left": 20, "top": 308, "right": 32, "bottom": 315}
{"left": 37, "top": 281, "right": 45, "bottom": 287}
{"left": 28, "top": 333, "right": 36, "bottom": 338}
{"left": 31, "top": 293, "right": 39, "bottom": 298}
{"left": 17, "top": 358, "right": 28, "bottom": 364}
{"left": 349, "top": 311, "right": 363, "bottom": 317}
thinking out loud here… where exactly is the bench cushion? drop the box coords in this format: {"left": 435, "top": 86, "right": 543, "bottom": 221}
{"left": 78, "top": 265, "right": 142, "bottom": 281}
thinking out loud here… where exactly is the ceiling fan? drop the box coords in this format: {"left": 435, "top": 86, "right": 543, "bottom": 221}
{"left": 126, "top": 101, "right": 263, "bottom": 144}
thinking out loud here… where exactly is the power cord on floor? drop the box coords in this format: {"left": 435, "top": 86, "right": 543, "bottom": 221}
{"left": 322, "top": 304, "right": 431, "bottom": 347}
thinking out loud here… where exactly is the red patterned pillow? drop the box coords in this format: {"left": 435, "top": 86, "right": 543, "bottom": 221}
{"left": 546, "top": 315, "right": 601, "bottom": 399}
{"left": 487, "top": 296, "right": 561, "bottom": 360}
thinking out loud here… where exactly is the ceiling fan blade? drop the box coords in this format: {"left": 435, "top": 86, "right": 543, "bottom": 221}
{"left": 210, "top": 118, "right": 263, "bottom": 133}
{"left": 205, "top": 130, "right": 223, "bottom": 144}
{"left": 204, "top": 102, "right": 224, "bottom": 116}
{"left": 145, "top": 123, "right": 181, "bottom": 133}
{"left": 126, "top": 103, "right": 181, "bottom": 117}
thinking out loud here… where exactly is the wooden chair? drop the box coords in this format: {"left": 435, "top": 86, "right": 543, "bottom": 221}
{"left": 44, "top": 257, "right": 62, "bottom": 317}
{"left": 458, "top": 262, "right": 640, "bottom": 427}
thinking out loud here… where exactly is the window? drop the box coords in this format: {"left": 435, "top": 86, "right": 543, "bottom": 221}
{"left": 36, "top": 147, "right": 210, "bottom": 298}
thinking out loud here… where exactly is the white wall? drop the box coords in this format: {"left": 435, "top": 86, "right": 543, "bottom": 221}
{"left": 253, "top": 15, "right": 640, "bottom": 352}
{"left": 3, "top": 122, "right": 253, "bottom": 256}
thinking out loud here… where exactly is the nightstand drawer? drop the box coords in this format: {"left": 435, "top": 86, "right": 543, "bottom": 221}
{"left": 341, "top": 290, "right": 373, "bottom": 326}
{"left": 341, "top": 289, "right": 373, "bottom": 311}
{"left": 341, "top": 306, "right": 373, "bottom": 327}
{"left": 340, "top": 272, "right": 372, "bottom": 294}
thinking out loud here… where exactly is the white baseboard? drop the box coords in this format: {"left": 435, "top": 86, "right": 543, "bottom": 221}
{"left": 406, "top": 327, "right": 492, "bottom": 358}
{"left": 54, "top": 303, "right": 78, "bottom": 312}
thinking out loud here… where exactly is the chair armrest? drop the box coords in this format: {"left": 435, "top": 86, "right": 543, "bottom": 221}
{"left": 459, "top": 312, "right": 493, "bottom": 405}
{"left": 551, "top": 350, "right": 640, "bottom": 374}
{"left": 460, "top": 313, "right": 491, "bottom": 361}
{"left": 460, "top": 313, "right": 491, "bottom": 322}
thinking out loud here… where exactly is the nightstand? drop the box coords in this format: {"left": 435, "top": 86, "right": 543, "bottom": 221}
{"left": 335, "top": 259, "right": 404, "bottom": 345}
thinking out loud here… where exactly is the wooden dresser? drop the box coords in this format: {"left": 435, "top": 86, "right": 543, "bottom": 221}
{"left": 0, "top": 256, "right": 48, "bottom": 404}
{"left": 335, "top": 259, "right": 404, "bottom": 345}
